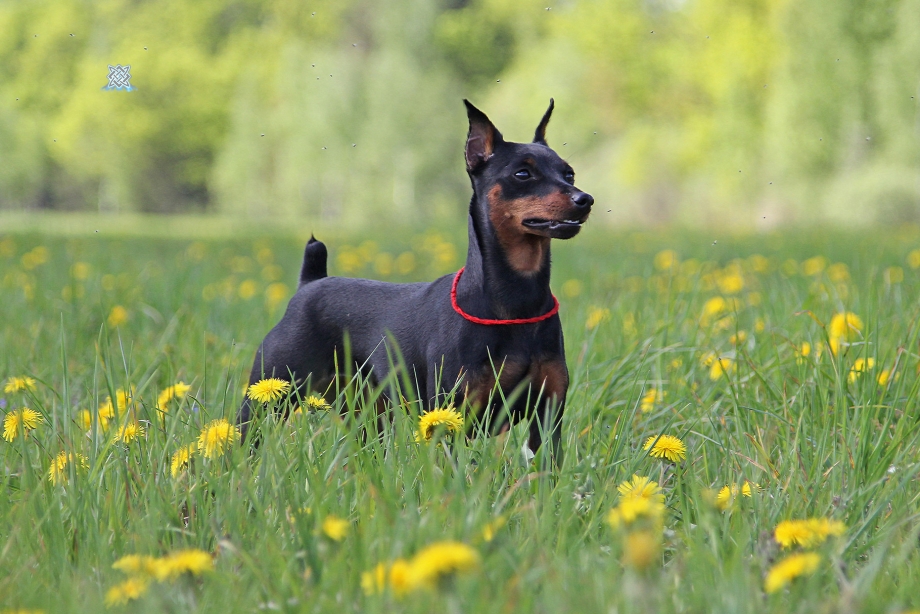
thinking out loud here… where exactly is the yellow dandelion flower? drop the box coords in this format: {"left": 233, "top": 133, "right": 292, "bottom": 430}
{"left": 361, "top": 562, "right": 387, "bottom": 595}
{"left": 246, "top": 378, "right": 290, "bottom": 403}
{"left": 481, "top": 516, "right": 506, "bottom": 543}
{"left": 2, "top": 408, "right": 43, "bottom": 442}
{"left": 622, "top": 530, "right": 660, "bottom": 570}
{"left": 104, "top": 577, "right": 150, "bottom": 607}
{"left": 828, "top": 312, "right": 863, "bottom": 356}
{"left": 709, "top": 357, "right": 735, "bottom": 380}
{"left": 617, "top": 475, "right": 664, "bottom": 504}
{"left": 700, "top": 297, "right": 727, "bottom": 324}
{"left": 848, "top": 357, "right": 875, "bottom": 383}
{"left": 639, "top": 390, "right": 663, "bottom": 413}
{"left": 715, "top": 481, "right": 755, "bottom": 511}
{"left": 304, "top": 394, "right": 331, "bottom": 412}
{"left": 112, "top": 554, "right": 158, "bottom": 576}
{"left": 416, "top": 407, "right": 464, "bottom": 442}
{"left": 586, "top": 306, "right": 611, "bottom": 330}
{"left": 321, "top": 516, "right": 349, "bottom": 541}
{"left": 114, "top": 421, "right": 144, "bottom": 445}
{"left": 407, "top": 541, "right": 480, "bottom": 589}
{"left": 107, "top": 305, "right": 129, "bottom": 328}
{"left": 151, "top": 549, "right": 214, "bottom": 581}
{"left": 99, "top": 388, "right": 134, "bottom": 420}
{"left": 157, "top": 382, "right": 191, "bottom": 409}
{"left": 48, "top": 451, "right": 89, "bottom": 485}
{"left": 389, "top": 558, "right": 414, "bottom": 596}
{"left": 643, "top": 434, "right": 686, "bottom": 462}
{"left": 795, "top": 342, "right": 811, "bottom": 364}
{"left": 607, "top": 496, "right": 666, "bottom": 528}
{"left": 170, "top": 444, "right": 196, "bottom": 477}
{"left": 729, "top": 331, "right": 748, "bottom": 345}
{"left": 774, "top": 518, "right": 845, "bottom": 549}
{"left": 197, "top": 419, "right": 240, "bottom": 459}
{"left": 3, "top": 376, "right": 36, "bottom": 394}
{"left": 654, "top": 249, "right": 679, "bottom": 272}
{"left": 765, "top": 552, "right": 821, "bottom": 593}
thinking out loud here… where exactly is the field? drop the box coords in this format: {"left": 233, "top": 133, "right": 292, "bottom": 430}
{"left": 2, "top": 217, "right": 920, "bottom": 613}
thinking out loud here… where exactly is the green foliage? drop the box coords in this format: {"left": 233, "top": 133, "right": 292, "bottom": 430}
{"left": 2, "top": 0, "right": 920, "bottom": 223}
{"left": 3, "top": 223, "right": 920, "bottom": 611}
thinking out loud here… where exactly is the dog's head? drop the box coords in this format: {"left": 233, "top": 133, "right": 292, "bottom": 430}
{"left": 464, "top": 99, "right": 594, "bottom": 244}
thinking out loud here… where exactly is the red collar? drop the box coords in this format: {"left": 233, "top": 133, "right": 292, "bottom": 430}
{"left": 450, "top": 267, "right": 560, "bottom": 325}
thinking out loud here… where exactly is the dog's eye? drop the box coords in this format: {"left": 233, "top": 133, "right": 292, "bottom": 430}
{"left": 514, "top": 169, "right": 532, "bottom": 180}
{"left": 564, "top": 171, "right": 575, "bottom": 184}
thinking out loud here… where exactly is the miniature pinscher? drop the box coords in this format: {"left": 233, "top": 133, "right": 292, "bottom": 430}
{"left": 238, "top": 99, "right": 593, "bottom": 461}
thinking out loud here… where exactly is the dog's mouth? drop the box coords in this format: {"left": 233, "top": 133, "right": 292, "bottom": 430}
{"left": 521, "top": 216, "right": 587, "bottom": 239}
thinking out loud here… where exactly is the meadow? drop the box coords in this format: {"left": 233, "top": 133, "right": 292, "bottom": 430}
{"left": 2, "top": 217, "right": 920, "bottom": 613}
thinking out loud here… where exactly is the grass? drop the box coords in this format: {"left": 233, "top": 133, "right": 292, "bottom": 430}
{"left": 2, "top": 218, "right": 920, "bottom": 613}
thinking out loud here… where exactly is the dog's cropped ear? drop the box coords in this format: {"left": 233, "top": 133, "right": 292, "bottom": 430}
{"left": 533, "top": 98, "right": 554, "bottom": 145}
{"left": 464, "top": 99, "right": 503, "bottom": 173}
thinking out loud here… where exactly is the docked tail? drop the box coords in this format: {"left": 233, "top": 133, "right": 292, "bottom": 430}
{"left": 299, "top": 235, "right": 328, "bottom": 286}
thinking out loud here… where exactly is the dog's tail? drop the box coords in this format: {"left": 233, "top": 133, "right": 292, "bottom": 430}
{"left": 299, "top": 235, "right": 328, "bottom": 286}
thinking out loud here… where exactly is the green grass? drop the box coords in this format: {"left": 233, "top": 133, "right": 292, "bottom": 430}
{"left": 2, "top": 219, "right": 920, "bottom": 613}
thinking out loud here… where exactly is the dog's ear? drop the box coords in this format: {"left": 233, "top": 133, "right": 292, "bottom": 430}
{"left": 464, "top": 99, "right": 503, "bottom": 173}
{"left": 533, "top": 98, "right": 554, "bottom": 145}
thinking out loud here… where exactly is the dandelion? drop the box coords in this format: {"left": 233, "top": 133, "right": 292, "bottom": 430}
{"left": 828, "top": 312, "right": 863, "bottom": 356}
{"left": 848, "top": 357, "right": 875, "bottom": 383}
{"left": 196, "top": 419, "right": 240, "bottom": 459}
{"left": 157, "top": 382, "right": 191, "bottom": 409}
{"left": 304, "top": 394, "right": 331, "bottom": 412}
{"left": 643, "top": 434, "right": 686, "bottom": 462}
{"left": 729, "top": 331, "right": 748, "bottom": 345}
{"left": 639, "top": 390, "right": 663, "bottom": 413}
{"left": 481, "top": 516, "right": 506, "bottom": 542}
{"left": 407, "top": 541, "right": 480, "bottom": 589}
{"left": 586, "top": 306, "right": 611, "bottom": 330}
{"left": 104, "top": 577, "right": 150, "bottom": 606}
{"left": 112, "top": 554, "right": 158, "bottom": 576}
{"left": 321, "top": 515, "right": 349, "bottom": 541}
{"left": 3, "top": 376, "right": 36, "bottom": 394}
{"left": 246, "top": 378, "right": 290, "bottom": 403}
{"left": 389, "top": 559, "right": 414, "bottom": 595}
{"left": 715, "top": 481, "right": 755, "bottom": 511}
{"left": 416, "top": 407, "right": 464, "bottom": 442}
{"left": 709, "top": 357, "right": 735, "bottom": 380}
{"left": 170, "top": 444, "right": 196, "bottom": 477}
{"left": 764, "top": 552, "right": 821, "bottom": 593}
{"left": 107, "top": 305, "right": 129, "bottom": 328}
{"left": 114, "top": 421, "right": 144, "bottom": 445}
{"left": 701, "top": 297, "right": 727, "bottom": 323}
{"left": 99, "top": 388, "right": 134, "bottom": 420}
{"left": 622, "top": 530, "right": 659, "bottom": 570}
{"left": 607, "top": 496, "right": 666, "bottom": 528}
{"left": 361, "top": 562, "right": 387, "bottom": 595}
{"left": 774, "top": 518, "right": 846, "bottom": 549}
{"left": 151, "top": 549, "right": 214, "bottom": 580}
{"left": 48, "top": 451, "right": 89, "bottom": 485}
{"left": 795, "top": 342, "right": 811, "bottom": 364}
{"left": 653, "top": 249, "right": 679, "bottom": 272}
{"left": 2, "top": 408, "right": 42, "bottom": 442}
{"left": 617, "top": 475, "right": 664, "bottom": 505}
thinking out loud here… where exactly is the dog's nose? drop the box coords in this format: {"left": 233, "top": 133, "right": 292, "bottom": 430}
{"left": 573, "top": 191, "right": 594, "bottom": 209}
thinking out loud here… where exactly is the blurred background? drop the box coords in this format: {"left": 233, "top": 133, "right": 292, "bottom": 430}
{"left": 1, "top": 0, "right": 919, "bottom": 229}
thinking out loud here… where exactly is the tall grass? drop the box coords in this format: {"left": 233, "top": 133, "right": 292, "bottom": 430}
{"left": 1, "top": 222, "right": 920, "bottom": 613}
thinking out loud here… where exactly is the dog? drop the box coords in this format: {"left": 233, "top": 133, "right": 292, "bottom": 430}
{"left": 238, "top": 99, "right": 594, "bottom": 460}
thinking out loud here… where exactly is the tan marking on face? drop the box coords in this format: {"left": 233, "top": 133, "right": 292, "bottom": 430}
{"left": 487, "top": 185, "right": 575, "bottom": 274}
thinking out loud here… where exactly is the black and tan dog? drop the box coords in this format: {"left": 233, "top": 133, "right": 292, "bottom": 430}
{"left": 238, "top": 99, "right": 593, "bottom": 459}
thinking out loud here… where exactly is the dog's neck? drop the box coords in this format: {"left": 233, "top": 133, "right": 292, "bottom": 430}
{"left": 457, "top": 196, "right": 554, "bottom": 320}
